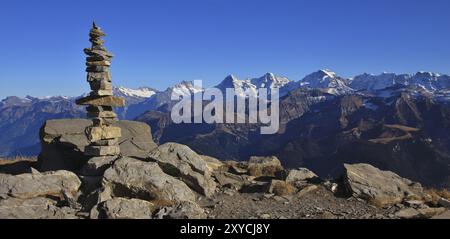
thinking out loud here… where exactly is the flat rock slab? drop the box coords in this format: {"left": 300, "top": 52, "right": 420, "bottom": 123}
{"left": 0, "top": 197, "right": 79, "bottom": 219}
{"left": 38, "top": 119, "right": 157, "bottom": 171}
{"left": 0, "top": 170, "right": 81, "bottom": 199}
{"left": 344, "top": 163, "right": 424, "bottom": 207}
{"left": 148, "top": 142, "right": 216, "bottom": 197}
{"left": 91, "top": 197, "right": 155, "bottom": 219}
{"left": 100, "top": 157, "right": 196, "bottom": 203}
{"left": 76, "top": 95, "right": 125, "bottom": 107}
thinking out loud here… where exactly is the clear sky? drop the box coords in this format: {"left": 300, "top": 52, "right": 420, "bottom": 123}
{"left": 0, "top": 0, "right": 449, "bottom": 99}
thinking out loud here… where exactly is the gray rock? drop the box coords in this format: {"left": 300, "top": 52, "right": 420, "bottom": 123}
{"left": 155, "top": 201, "right": 206, "bottom": 219}
{"left": 201, "top": 155, "right": 224, "bottom": 172}
{"left": 0, "top": 197, "right": 79, "bottom": 219}
{"left": 99, "top": 157, "right": 196, "bottom": 203}
{"left": 148, "top": 143, "right": 216, "bottom": 197}
{"left": 0, "top": 170, "right": 81, "bottom": 199}
{"left": 79, "top": 156, "right": 118, "bottom": 176}
{"left": 432, "top": 210, "right": 450, "bottom": 219}
{"left": 395, "top": 208, "right": 421, "bottom": 219}
{"left": 247, "top": 156, "right": 283, "bottom": 178}
{"left": 38, "top": 119, "right": 158, "bottom": 171}
{"left": 438, "top": 198, "right": 450, "bottom": 209}
{"left": 285, "top": 168, "right": 318, "bottom": 183}
{"left": 91, "top": 197, "right": 155, "bottom": 219}
{"left": 343, "top": 163, "right": 424, "bottom": 207}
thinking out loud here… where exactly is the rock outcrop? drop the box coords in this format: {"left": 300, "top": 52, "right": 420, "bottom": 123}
{"left": 0, "top": 170, "right": 81, "bottom": 199}
{"left": 99, "top": 157, "right": 197, "bottom": 203}
{"left": 38, "top": 119, "right": 157, "bottom": 171}
{"left": 343, "top": 163, "right": 424, "bottom": 206}
{"left": 247, "top": 156, "right": 284, "bottom": 178}
{"left": 90, "top": 197, "right": 155, "bottom": 219}
{"left": 148, "top": 143, "right": 216, "bottom": 197}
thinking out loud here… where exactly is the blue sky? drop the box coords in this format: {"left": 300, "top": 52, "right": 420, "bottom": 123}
{"left": 0, "top": 0, "right": 450, "bottom": 98}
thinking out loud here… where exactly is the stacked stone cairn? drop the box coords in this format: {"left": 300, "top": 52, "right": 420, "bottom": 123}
{"left": 76, "top": 22, "right": 125, "bottom": 158}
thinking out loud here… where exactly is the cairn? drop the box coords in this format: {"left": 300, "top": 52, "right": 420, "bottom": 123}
{"left": 76, "top": 22, "right": 125, "bottom": 157}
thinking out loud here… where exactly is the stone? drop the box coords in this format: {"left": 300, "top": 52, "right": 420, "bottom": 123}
{"left": 86, "top": 60, "right": 111, "bottom": 67}
{"left": 438, "top": 198, "right": 450, "bottom": 209}
{"left": 343, "top": 163, "right": 424, "bottom": 207}
{"left": 91, "top": 197, "right": 155, "bottom": 219}
{"left": 297, "top": 185, "right": 319, "bottom": 197}
{"left": 38, "top": 119, "right": 157, "bottom": 171}
{"left": 100, "top": 157, "right": 196, "bottom": 203}
{"left": 213, "top": 171, "right": 246, "bottom": 190}
{"left": 201, "top": 155, "right": 224, "bottom": 172}
{"left": 0, "top": 197, "right": 79, "bottom": 219}
{"left": 395, "top": 208, "right": 421, "bottom": 219}
{"left": 83, "top": 48, "right": 113, "bottom": 58}
{"left": 75, "top": 95, "right": 125, "bottom": 107}
{"left": 89, "top": 80, "right": 113, "bottom": 91}
{"left": 285, "top": 168, "right": 318, "bottom": 183}
{"left": 79, "top": 156, "right": 118, "bottom": 176}
{"left": 148, "top": 143, "right": 216, "bottom": 197}
{"left": 247, "top": 156, "right": 284, "bottom": 178}
{"left": 90, "top": 90, "right": 114, "bottom": 97}
{"left": 87, "top": 71, "right": 111, "bottom": 82}
{"left": 266, "top": 180, "right": 295, "bottom": 196}
{"left": 91, "top": 139, "right": 119, "bottom": 146}
{"left": 87, "top": 126, "right": 121, "bottom": 142}
{"left": 87, "top": 110, "right": 117, "bottom": 119}
{"left": 0, "top": 170, "right": 81, "bottom": 199}
{"left": 85, "top": 145, "right": 120, "bottom": 156}
{"left": 155, "top": 201, "right": 206, "bottom": 219}
{"left": 417, "top": 207, "right": 447, "bottom": 218}
{"left": 431, "top": 210, "right": 450, "bottom": 219}
{"left": 404, "top": 200, "right": 425, "bottom": 208}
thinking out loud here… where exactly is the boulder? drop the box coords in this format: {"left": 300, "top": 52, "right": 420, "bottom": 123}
{"left": 79, "top": 156, "right": 118, "bottom": 176}
{"left": 201, "top": 155, "right": 224, "bottom": 172}
{"left": 213, "top": 171, "right": 247, "bottom": 190}
{"left": 38, "top": 119, "right": 157, "bottom": 171}
{"left": 0, "top": 170, "right": 81, "bottom": 199}
{"left": 148, "top": 143, "right": 216, "bottom": 197}
{"left": 266, "top": 180, "right": 296, "bottom": 196}
{"left": 438, "top": 198, "right": 450, "bottom": 209}
{"left": 155, "top": 201, "right": 206, "bottom": 219}
{"left": 99, "top": 157, "right": 196, "bottom": 203}
{"left": 285, "top": 168, "right": 318, "bottom": 183}
{"left": 0, "top": 197, "right": 79, "bottom": 219}
{"left": 343, "top": 163, "right": 424, "bottom": 207}
{"left": 247, "top": 156, "right": 284, "bottom": 178}
{"left": 90, "top": 197, "right": 155, "bottom": 219}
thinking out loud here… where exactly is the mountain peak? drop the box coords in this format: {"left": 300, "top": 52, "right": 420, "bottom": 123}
{"left": 114, "top": 86, "right": 156, "bottom": 98}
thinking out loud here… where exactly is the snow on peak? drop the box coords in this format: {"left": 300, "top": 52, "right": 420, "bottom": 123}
{"left": 115, "top": 86, "right": 156, "bottom": 98}
{"left": 169, "top": 80, "right": 203, "bottom": 96}
{"left": 300, "top": 69, "right": 353, "bottom": 95}
{"left": 250, "top": 73, "right": 291, "bottom": 89}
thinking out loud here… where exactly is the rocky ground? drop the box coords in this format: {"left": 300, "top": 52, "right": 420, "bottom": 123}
{"left": 0, "top": 119, "right": 449, "bottom": 219}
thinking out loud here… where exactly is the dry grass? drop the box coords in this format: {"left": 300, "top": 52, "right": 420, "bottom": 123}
{"left": 424, "top": 188, "right": 450, "bottom": 205}
{"left": 248, "top": 165, "right": 283, "bottom": 177}
{"left": 271, "top": 181, "right": 295, "bottom": 196}
{"left": 0, "top": 156, "right": 37, "bottom": 165}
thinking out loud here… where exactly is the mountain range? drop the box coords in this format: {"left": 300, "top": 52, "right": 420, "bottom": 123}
{"left": 1, "top": 70, "right": 449, "bottom": 188}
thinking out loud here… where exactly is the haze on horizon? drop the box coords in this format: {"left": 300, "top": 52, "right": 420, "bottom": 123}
{"left": 1, "top": 0, "right": 450, "bottom": 99}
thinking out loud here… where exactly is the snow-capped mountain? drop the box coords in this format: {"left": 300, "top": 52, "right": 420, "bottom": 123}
{"left": 124, "top": 81, "right": 203, "bottom": 119}
{"left": 114, "top": 86, "right": 157, "bottom": 98}
{"left": 215, "top": 72, "right": 295, "bottom": 98}
{"left": 350, "top": 73, "right": 409, "bottom": 91}
{"left": 349, "top": 71, "right": 450, "bottom": 93}
{"left": 299, "top": 69, "right": 353, "bottom": 95}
